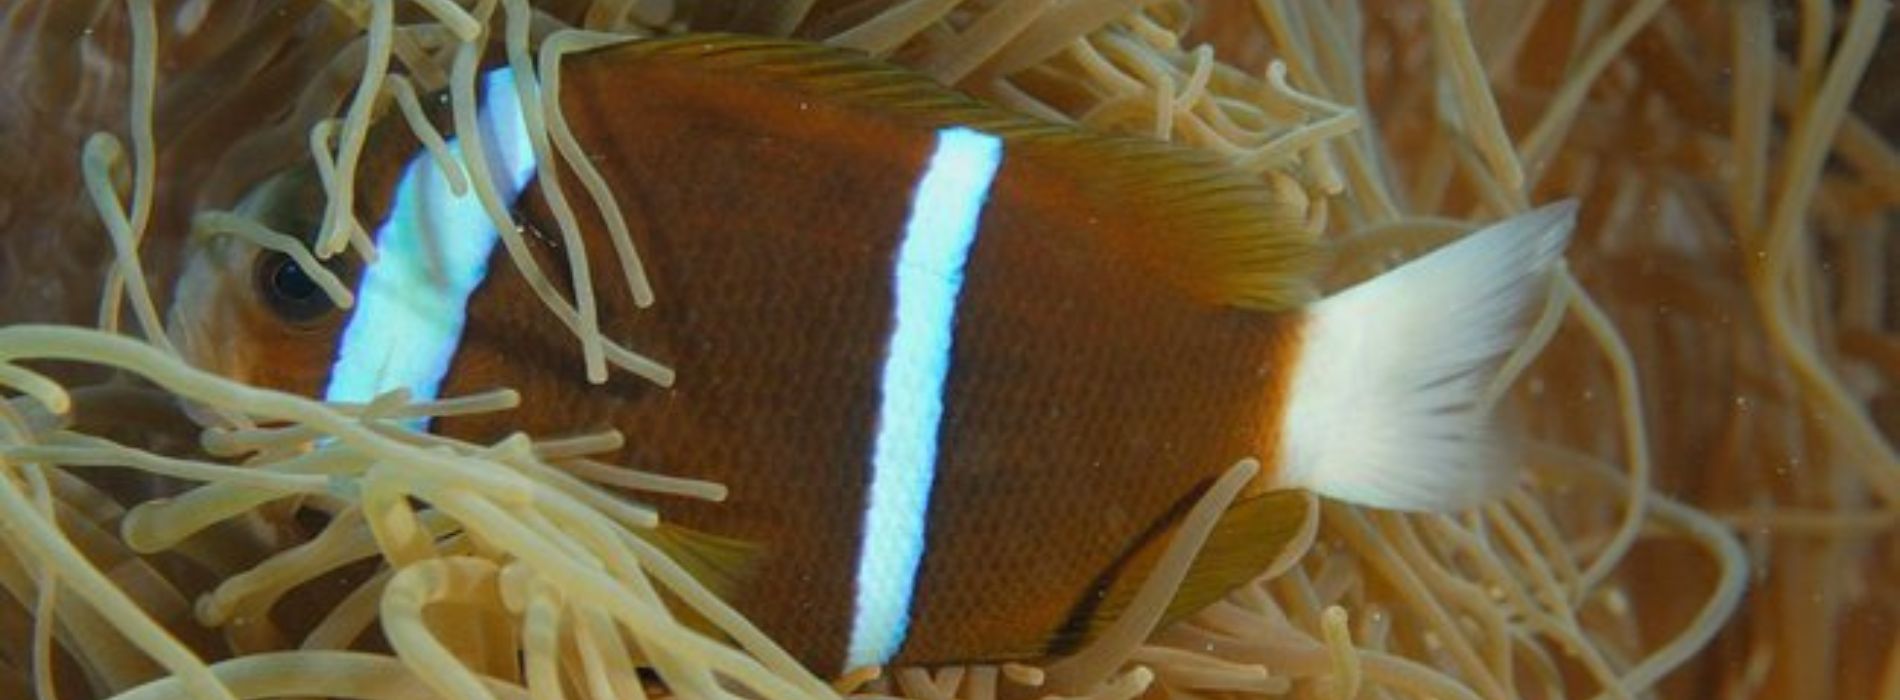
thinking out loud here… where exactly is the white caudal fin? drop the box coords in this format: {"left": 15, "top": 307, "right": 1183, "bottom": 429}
{"left": 1272, "top": 201, "right": 1577, "bottom": 511}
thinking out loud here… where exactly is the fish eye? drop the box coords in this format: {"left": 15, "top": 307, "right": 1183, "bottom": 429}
{"left": 254, "top": 251, "right": 336, "bottom": 324}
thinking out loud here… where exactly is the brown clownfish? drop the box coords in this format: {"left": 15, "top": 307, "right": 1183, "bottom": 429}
{"left": 168, "top": 34, "right": 1575, "bottom": 675}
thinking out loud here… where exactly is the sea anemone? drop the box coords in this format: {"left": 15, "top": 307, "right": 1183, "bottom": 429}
{"left": 0, "top": 1, "right": 1892, "bottom": 699}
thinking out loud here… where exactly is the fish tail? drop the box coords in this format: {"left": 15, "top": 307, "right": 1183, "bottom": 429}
{"left": 1270, "top": 201, "right": 1578, "bottom": 511}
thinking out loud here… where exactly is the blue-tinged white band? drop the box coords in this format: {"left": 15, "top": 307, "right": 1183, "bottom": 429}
{"left": 323, "top": 68, "right": 537, "bottom": 428}
{"left": 846, "top": 127, "right": 1004, "bottom": 670}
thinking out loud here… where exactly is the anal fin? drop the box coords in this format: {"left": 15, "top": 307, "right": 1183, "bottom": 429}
{"left": 1057, "top": 488, "right": 1316, "bottom": 653}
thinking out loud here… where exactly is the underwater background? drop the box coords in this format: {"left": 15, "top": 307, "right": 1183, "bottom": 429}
{"left": 0, "top": 1, "right": 1895, "bottom": 698}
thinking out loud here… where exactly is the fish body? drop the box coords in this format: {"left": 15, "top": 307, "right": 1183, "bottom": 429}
{"left": 168, "top": 35, "right": 1574, "bottom": 674}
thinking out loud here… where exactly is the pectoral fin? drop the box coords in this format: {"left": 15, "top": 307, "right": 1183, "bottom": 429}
{"left": 647, "top": 523, "right": 761, "bottom": 602}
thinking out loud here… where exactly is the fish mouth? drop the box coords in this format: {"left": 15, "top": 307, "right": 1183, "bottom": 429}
{"left": 163, "top": 260, "right": 251, "bottom": 430}
{"left": 164, "top": 316, "right": 254, "bottom": 431}
{"left": 163, "top": 305, "right": 221, "bottom": 375}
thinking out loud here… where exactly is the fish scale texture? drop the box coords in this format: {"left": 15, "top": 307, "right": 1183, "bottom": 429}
{"left": 894, "top": 175, "right": 1302, "bottom": 662}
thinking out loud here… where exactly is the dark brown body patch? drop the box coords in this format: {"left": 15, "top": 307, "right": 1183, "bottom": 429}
{"left": 417, "top": 36, "right": 1310, "bottom": 674}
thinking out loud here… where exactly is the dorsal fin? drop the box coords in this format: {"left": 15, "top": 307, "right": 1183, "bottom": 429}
{"left": 1056, "top": 488, "right": 1314, "bottom": 653}
{"left": 573, "top": 34, "right": 1318, "bottom": 311}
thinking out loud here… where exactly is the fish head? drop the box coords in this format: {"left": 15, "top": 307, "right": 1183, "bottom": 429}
{"left": 167, "top": 64, "right": 544, "bottom": 433}
{"left": 168, "top": 164, "right": 356, "bottom": 403}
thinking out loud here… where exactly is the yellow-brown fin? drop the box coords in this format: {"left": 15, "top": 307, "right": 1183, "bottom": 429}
{"left": 1059, "top": 489, "right": 1314, "bottom": 652}
{"left": 573, "top": 33, "right": 1318, "bottom": 311}
{"left": 646, "top": 523, "right": 761, "bottom": 600}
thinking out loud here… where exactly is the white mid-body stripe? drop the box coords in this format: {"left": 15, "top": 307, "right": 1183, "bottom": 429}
{"left": 324, "top": 68, "right": 536, "bottom": 426}
{"left": 847, "top": 127, "right": 1005, "bottom": 669}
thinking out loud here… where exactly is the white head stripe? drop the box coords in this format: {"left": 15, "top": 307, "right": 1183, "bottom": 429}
{"left": 846, "top": 126, "right": 1005, "bottom": 670}
{"left": 324, "top": 68, "right": 536, "bottom": 426}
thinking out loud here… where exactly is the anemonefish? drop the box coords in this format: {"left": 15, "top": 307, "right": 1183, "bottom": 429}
{"left": 167, "top": 34, "right": 1575, "bottom": 675}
